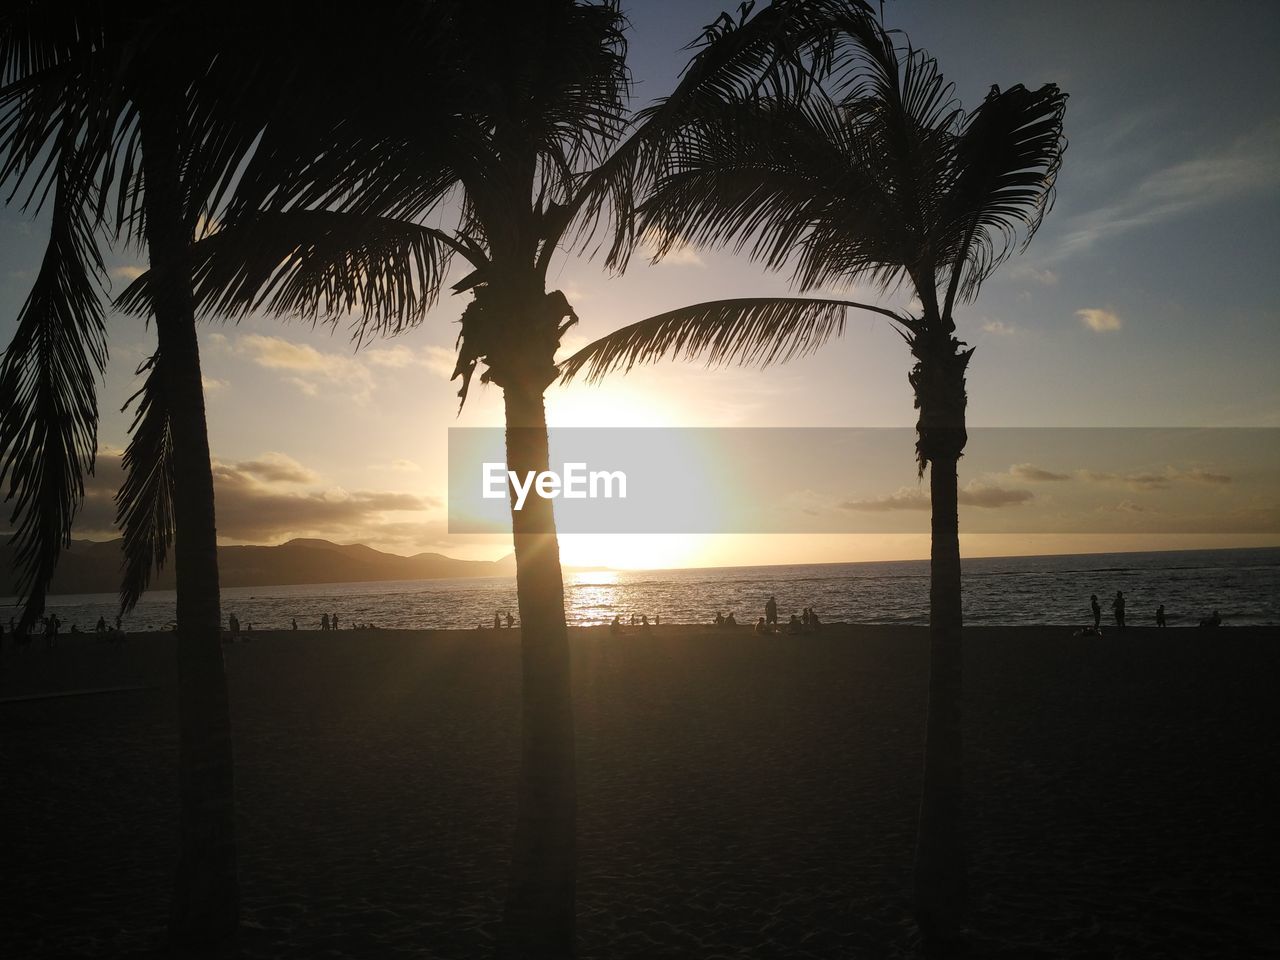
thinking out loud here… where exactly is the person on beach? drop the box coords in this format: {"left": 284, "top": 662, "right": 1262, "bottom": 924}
{"left": 1112, "top": 591, "right": 1126, "bottom": 629}
{"left": 754, "top": 616, "right": 768, "bottom": 634}
{"left": 610, "top": 615, "right": 621, "bottom": 633}
{"left": 630, "top": 613, "right": 636, "bottom": 626}
{"left": 321, "top": 613, "right": 330, "bottom": 631}
{"left": 714, "top": 611, "right": 724, "bottom": 625}
{"left": 1156, "top": 604, "right": 1166, "bottom": 628}
{"left": 291, "top": 618, "right": 298, "bottom": 631}
{"left": 96, "top": 616, "right": 107, "bottom": 634}
{"left": 787, "top": 613, "right": 801, "bottom": 635}
{"left": 655, "top": 614, "right": 660, "bottom": 625}
{"left": 1090, "top": 594, "right": 1101, "bottom": 629}
{"left": 505, "top": 612, "right": 515, "bottom": 629}
{"left": 331, "top": 613, "right": 339, "bottom": 631}
{"left": 766, "top": 595, "right": 778, "bottom": 626}
{"left": 494, "top": 611, "right": 501, "bottom": 629}
{"left": 809, "top": 609, "right": 821, "bottom": 632}
{"left": 1198, "top": 610, "right": 1221, "bottom": 628}
{"left": 725, "top": 612, "right": 737, "bottom": 626}
{"left": 641, "top": 614, "right": 650, "bottom": 629}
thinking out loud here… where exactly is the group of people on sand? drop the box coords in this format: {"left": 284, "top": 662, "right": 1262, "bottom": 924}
{"left": 0, "top": 613, "right": 129, "bottom": 656}
{"left": 708, "top": 595, "right": 822, "bottom": 635}
{"left": 220, "top": 613, "right": 378, "bottom": 638}
{"left": 752, "top": 597, "right": 822, "bottom": 635}
{"left": 485, "top": 611, "right": 516, "bottom": 629}
{"left": 609, "top": 613, "right": 657, "bottom": 633}
{"left": 1087, "top": 592, "right": 1223, "bottom": 634}
{"left": 93, "top": 615, "right": 126, "bottom": 643}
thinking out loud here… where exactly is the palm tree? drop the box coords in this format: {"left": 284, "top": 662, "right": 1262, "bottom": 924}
{"left": 112, "top": 2, "right": 881, "bottom": 954}
{"left": 0, "top": 4, "right": 279, "bottom": 947}
{"left": 560, "top": 15, "right": 1066, "bottom": 951}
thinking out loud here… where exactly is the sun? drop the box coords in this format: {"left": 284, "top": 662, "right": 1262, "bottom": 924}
{"left": 558, "top": 533, "right": 708, "bottom": 570}
{"left": 545, "top": 379, "right": 685, "bottom": 428}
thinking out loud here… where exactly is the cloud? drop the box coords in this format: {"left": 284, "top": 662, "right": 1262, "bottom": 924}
{"left": 202, "top": 375, "right": 229, "bottom": 393}
{"left": 110, "top": 264, "right": 146, "bottom": 282}
{"left": 1075, "top": 466, "right": 1233, "bottom": 490}
{"left": 421, "top": 345, "right": 457, "bottom": 379}
{"left": 641, "top": 229, "right": 705, "bottom": 267}
{"left": 1177, "top": 471, "right": 1228, "bottom": 488}
{"left": 1008, "top": 265, "right": 1059, "bottom": 286}
{"left": 228, "top": 452, "right": 318, "bottom": 485}
{"left": 957, "top": 483, "right": 1034, "bottom": 508}
{"left": 75, "top": 450, "right": 439, "bottom": 545}
{"left": 981, "top": 320, "right": 1018, "bottom": 335}
{"left": 839, "top": 488, "right": 931, "bottom": 511}
{"left": 840, "top": 481, "right": 1033, "bottom": 511}
{"left": 238, "top": 334, "right": 344, "bottom": 373}
{"left": 1077, "top": 308, "right": 1122, "bottom": 332}
{"left": 364, "top": 345, "right": 418, "bottom": 368}
{"left": 364, "top": 343, "right": 456, "bottom": 379}
{"left": 1009, "top": 463, "right": 1071, "bottom": 482}
{"left": 286, "top": 377, "right": 319, "bottom": 397}
{"left": 236, "top": 334, "right": 374, "bottom": 401}
{"left": 1122, "top": 472, "right": 1171, "bottom": 489}
{"left": 1056, "top": 120, "right": 1280, "bottom": 258}
{"left": 376, "top": 459, "right": 422, "bottom": 473}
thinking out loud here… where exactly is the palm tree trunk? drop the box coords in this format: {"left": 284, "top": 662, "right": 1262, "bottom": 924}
{"left": 139, "top": 98, "right": 240, "bottom": 950}
{"left": 910, "top": 337, "right": 971, "bottom": 953}
{"left": 499, "top": 379, "right": 577, "bottom": 959}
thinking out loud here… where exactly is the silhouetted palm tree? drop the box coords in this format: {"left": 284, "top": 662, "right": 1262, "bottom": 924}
{"left": 561, "top": 15, "right": 1066, "bottom": 951}
{"left": 114, "top": 2, "right": 880, "bottom": 954}
{"left": 0, "top": 4, "right": 276, "bottom": 948}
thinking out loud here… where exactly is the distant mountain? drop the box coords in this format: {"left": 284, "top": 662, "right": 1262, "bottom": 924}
{"left": 0, "top": 537, "right": 516, "bottom": 596}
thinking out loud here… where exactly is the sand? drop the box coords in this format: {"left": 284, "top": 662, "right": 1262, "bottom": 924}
{"left": 1, "top": 624, "right": 1277, "bottom": 958}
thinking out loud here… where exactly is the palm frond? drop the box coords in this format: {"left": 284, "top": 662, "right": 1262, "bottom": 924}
{"left": 222, "top": 5, "right": 475, "bottom": 224}
{"left": 563, "top": 0, "right": 877, "bottom": 272}
{"left": 115, "top": 351, "right": 173, "bottom": 614}
{"left": 938, "top": 82, "right": 1068, "bottom": 311}
{"left": 638, "top": 94, "right": 910, "bottom": 293}
{"left": 0, "top": 8, "right": 123, "bottom": 216}
{"left": 559, "top": 295, "right": 908, "bottom": 384}
{"left": 115, "top": 210, "right": 461, "bottom": 339}
{"left": 830, "top": 19, "right": 962, "bottom": 292}
{"left": 0, "top": 169, "right": 106, "bottom": 629}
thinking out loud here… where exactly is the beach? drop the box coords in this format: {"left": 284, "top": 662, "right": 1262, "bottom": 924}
{"left": 2, "top": 624, "right": 1277, "bottom": 958}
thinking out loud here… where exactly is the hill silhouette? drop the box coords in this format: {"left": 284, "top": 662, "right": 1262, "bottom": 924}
{"left": 0, "top": 538, "right": 516, "bottom": 597}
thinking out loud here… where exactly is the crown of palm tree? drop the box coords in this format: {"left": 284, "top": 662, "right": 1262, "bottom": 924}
{"left": 561, "top": 15, "right": 1067, "bottom": 380}
{"left": 0, "top": 1, "right": 290, "bottom": 623}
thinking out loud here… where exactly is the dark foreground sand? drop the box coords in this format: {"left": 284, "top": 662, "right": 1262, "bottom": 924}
{"left": 2, "top": 624, "right": 1277, "bottom": 958}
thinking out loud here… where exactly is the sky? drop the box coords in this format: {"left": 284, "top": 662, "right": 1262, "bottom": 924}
{"left": 1, "top": 0, "right": 1278, "bottom": 570}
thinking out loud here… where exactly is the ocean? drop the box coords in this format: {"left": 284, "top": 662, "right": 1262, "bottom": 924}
{"left": 10, "top": 547, "right": 1278, "bottom": 634}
